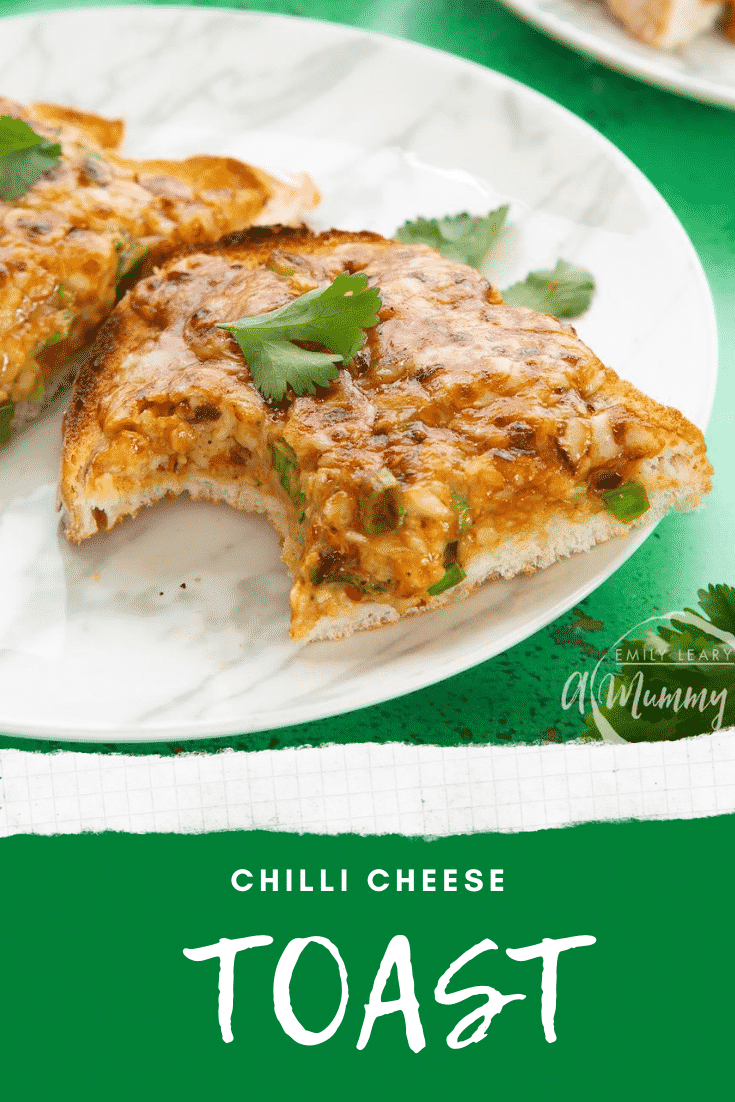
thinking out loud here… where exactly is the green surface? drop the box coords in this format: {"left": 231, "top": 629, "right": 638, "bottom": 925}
{"left": 2, "top": 818, "right": 733, "bottom": 1101}
{"left": 1, "top": 0, "right": 733, "bottom": 752}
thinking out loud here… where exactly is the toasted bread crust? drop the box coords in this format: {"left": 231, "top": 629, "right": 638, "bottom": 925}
{"left": 59, "top": 227, "right": 712, "bottom": 642}
{"left": 32, "top": 101, "right": 126, "bottom": 150}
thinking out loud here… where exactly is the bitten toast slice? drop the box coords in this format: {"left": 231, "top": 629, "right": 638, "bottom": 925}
{"left": 0, "top": 97, "right": 318, "bottom": 428}
{"left": 59, "top": 226, "right": 712, "bottom": 642}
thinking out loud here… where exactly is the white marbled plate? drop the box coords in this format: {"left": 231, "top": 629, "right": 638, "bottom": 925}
{"left": 0, "top": 6, "right": 717, "bottom": 741}
{"left": 500, "top": 0, "right": 735, "bottom": 108}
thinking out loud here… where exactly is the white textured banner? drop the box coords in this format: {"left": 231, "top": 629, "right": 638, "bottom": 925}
{"left": 1, "top": 733, "right": 734, "bottom": 836}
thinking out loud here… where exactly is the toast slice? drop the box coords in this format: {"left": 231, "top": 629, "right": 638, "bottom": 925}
{"left": 605, "top": 0, "right": 724, "bottom": 48}
{"left": 0, "top": 97, "right": 319, "bottom": 432}
{"left": 59, "top": 226, "right": 712, "bottom": 643}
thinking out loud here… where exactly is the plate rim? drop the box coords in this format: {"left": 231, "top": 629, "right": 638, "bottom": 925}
{"left": 0, "top": 3, "right": 719, "bottom": 742}
{"left": 498, "top": 0, "right": 735, "bottom": 109}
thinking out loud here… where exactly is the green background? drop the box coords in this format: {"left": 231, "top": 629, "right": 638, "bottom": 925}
{"left": 2, "top": 816, "right": 733, "bottom": 1101}
{"left": 3, "top": 16, "right": 732, "bottom": 1097}
{"left": 1, "top": 0, "right": 733, "bottom": 752}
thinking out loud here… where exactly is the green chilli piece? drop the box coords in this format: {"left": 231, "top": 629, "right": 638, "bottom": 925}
{"left": 37, "top": 308, "right": 73, "bottom": 355}
{"left": 449, "top": 489, "right": 471, "bottom": 533}
{"left": 272, "top": 438, "right": 299, "bottom": 496}
{"left": 40, "top": 332, "right": 65, "bottom": 351}
{"left": 115, "top": 239, "right": 150, "bottom": 302}
{"left": 428, "top": 540, "right": 466, "bottom": 595}
{"left": 272, "top": 439, "right": 307, "bottom": 522}
{"left": 0, "top": 402, "right": 15, "bottom": 445}
{"left": 602, "top": 480, "right": 650, "bottom": 523}
{"left": 318, "top": 570, "right": 388, "bottom": 597}
{"left": 428, "top": 561, "right": 466, "bottom": 596}
{"left": 359, "top": 468, "right": 405, "bottom": 536}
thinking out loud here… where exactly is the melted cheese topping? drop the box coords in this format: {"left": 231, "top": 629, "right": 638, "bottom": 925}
{"left": 61, "top": 230, "right": 709, "bottom": 639}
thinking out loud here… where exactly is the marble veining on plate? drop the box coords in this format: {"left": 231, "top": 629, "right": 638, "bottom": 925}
{"left": 0, "top": 7, "right": 717, "bottom": 739}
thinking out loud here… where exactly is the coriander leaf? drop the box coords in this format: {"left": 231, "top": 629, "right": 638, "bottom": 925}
{"left": 0, "top": 141, "right": 62, "bottom": 201}
{"left": 395, "top": 206, "right": 508, "bottom": 268}
{"left": 218, "top": 271, "right": 381, "bottom": 402}
{"left": 244, "top": 340, "right": 342, "bottom": 402}
{"left": 502, "top": 259, "right": 595, "bottom": 318}
{"left": 696, "top": 584, "right": 735, "bottom": 634}
{"left": 0, "top": 116, "right": 62, "bottom": 201}
{"left": 0, "top": 116, "right": 45, "bottom": 153}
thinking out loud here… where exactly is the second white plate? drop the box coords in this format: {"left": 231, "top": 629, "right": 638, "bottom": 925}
{"left": 500, "top": 0, "right": 735, "bottom": 108}
{"left": 0, "top": 6, "right": 717, "bottom": 741}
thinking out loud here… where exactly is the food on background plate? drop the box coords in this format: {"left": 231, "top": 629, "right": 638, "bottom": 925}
{"left": 604, "top": 0, "right": 731, "bottom": 48}
{"left": 725, "top": 1, "right": 735, "bottom": 37}
{"left": 0, "top": 97, "right": 319, "bottom": 441}
{"left": 59, "top": 225, "right": 712, "bottom": 643}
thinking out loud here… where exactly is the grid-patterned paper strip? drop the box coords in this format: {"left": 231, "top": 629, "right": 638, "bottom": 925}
{"left": 2, "top": 733, "right": 734, "bottom": 836}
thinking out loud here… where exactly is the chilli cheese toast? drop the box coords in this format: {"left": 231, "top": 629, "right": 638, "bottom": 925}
{"left": 59, "top": 226, "right": 712, "bottom": 642}
{"left": 0, "top": 97, "right": 319, "bottom": 432}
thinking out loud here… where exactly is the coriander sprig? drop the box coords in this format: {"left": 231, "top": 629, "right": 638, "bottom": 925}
{"left": 396, "top": 206, "right": 508, "bottom": 268}
{"left": 217, "top": 272, "right": 381, "bottom": 402}
{"left": 395, "top": 210, "right": 596, "bottom": 318}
